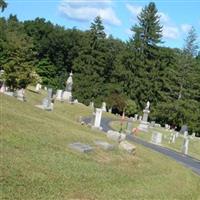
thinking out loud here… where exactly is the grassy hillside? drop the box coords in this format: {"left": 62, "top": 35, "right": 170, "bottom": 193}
{"left": 1, "top": 88, "right": 200, "bottom": 200}
{"left": 110, "top": 120, "right": 200, "bottom": 160}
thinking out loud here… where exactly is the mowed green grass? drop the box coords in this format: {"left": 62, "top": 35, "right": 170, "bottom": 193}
{"left": 1, "top": 89, "right": 200, "bottom": 200}
{"left": 110, "top": 120, "right": 200, "bottom": 160}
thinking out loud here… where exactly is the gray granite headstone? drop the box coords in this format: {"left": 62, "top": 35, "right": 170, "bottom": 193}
{"left": 94, "top": 140, "right": 114, "bottom": 150}
{"left": 126, "top": 121, "right": 133, "bottom": 134}
{"left": 181, "top": 137, "right": 189, "bottom": 155}
{"left": 151, "top": 132, "right": 162, "bottom": 145}
{"left": 119, "top": 141, "right": 136, "bottom": 154}
{"left": 69, "top": 142, "right": 93, "bottom": 153}
{"left": 180, "top": 125, "right": 188, "bottom": 134}
{"left": 16, "top": 88, "right": 25, "bottom": 101}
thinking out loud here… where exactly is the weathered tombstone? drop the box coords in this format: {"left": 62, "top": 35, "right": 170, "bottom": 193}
{"left": 139, "top": 116, "right": 142, "bottom": 121}
{"left": 151, "top": 132, "right": 162, "bottom": 145}
{"left": 94, "top": 140, "right": 114, "bottom": 150}
{"left": 4, "top": 91, "right": 14, "bottom": 96}
{"left": 107, "top": 130, "right": 121, "bottom": 141}
{"left": 0, "top": 82, "right": 6, "bottom": 93}
{"left": 150, "top": 121, "right": 155, "bottom": 127}
{"left": 181, "top": 137, "right": 189, "bottom": 155}
{"left": 69, "top": 142, "right": 93, "bottom": 153}
{"left": 35, "top": 83, "right": 42, "bottom": 92}
{"left": 92, "top": 108, "right": 103, "bottom": 129}
{"left": 175, "top": 131, "right": 179, "bottom": 138}
{"left": 126, "top": 121, "right": 133, "bottom": 134}
{"left": 16, "top": 88, "right": 25, "bottom": 101}
{"left": 36, "top": 88, "right": 53, "bottom": 111}
{"left": 183, "top": 131, "right": 188, "bottom": 138}
{"left": 56, "top": 89, "right": 63, "bottom": 101}
{"left": 180, "top": 125, "right": 188, "bottom": 134}
{"left": 155, "top": 123, "right": 161, "bottom": 127}
{"left": 134, "top": 114, "right": 138, "bottom": 121}
{"left": 119, "top": 141, "right": 136, "bottom": 154}
{"left": 138, "top": 101, "right": 150, "bottom": 132}
{"left": 172, "top": 133, "right": 176, "bottom": 143}
{"left": 89, "top": 102, "right": 94, "bottom": 109}
{"left": 165, "top": 124, "right": 170, "bottom": 129}
{"left": 90, "top": 111, "right": 95, "bottom": 126}
{"left": 73, "top": 99, "right": 78, "bottom": 104}
{"left": 108, "top": 108, "right": 112, "bottom": 113}
{"left": 101, "top": 102, "right": 106, "bottom": 112}
{"left": 106, "top": 130, "right": 126, "bottom": 142}
{"left": 63, "top": 72, "right": 73, "bottom": 102}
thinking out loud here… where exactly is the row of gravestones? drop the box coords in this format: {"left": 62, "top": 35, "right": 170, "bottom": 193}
{"left": 69, "top": 139, "right": 136, "bottom": 155}
{"left": 150, "top": 130, "right": 191, "bottom": 155}
{"left": 0, "top": 84, "right": 26, "bottom": 102}
{"left": 89, "top": 104, "right": 192, "bottom": 156}
{"left": 69, "top": 129, "right": 136, "bottom": 154}
{"left": 75, "top": 107, "right": 136, "bottom": 154}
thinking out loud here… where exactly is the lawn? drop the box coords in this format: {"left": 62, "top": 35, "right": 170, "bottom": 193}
{"left": 110, "top": 120, "right": 200, "bottom": 160}
{"left": 1, "top": 88, "right": 200, "bottom": 200}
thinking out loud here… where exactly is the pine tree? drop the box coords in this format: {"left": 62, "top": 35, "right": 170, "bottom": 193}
{"left": 178, "top": 27, "right": 199, "bottom": 100}
{"left": 0, "top": 0, "right": 7, "bottom": 12}
{"left": 131, "top": 2, "right": 162, "bottom": 48}
{"left": 183, "top": 27, "right": 199, "bottom": 57}
{"left": 129, "top": 2, "right": 163, "bottom": 108}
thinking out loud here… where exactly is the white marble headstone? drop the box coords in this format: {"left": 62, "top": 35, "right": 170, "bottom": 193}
{"left": 151, "top": 132, "right": 162, "bottom": 145}
{"left": 93, "top": 108, "right": 102, "bottom": 129}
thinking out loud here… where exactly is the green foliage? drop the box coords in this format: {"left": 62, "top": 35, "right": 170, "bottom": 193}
{"left": 105, "top": 93, "right": 127, "bottom": 113}
{"left": 125, "top": 99, "right": 138, "bottom": 116}
{"left": 0, "top": 0, "right": 7, "bottom": 12}
{"left": 131, "top": 2, "right": 162, "bottom": 47}
{"left": 0, "top": 15, "right": 35, "bottom": 89}
{"left": 0, "top": 2, "right": 199, "bottom": 134}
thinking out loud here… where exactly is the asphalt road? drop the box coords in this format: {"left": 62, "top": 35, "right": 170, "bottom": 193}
{"left": 84, "top": 117, "right": 200, "bottom": 176}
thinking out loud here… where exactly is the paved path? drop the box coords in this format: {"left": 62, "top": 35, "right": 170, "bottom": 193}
{"left": 84, "top": 117, "right": 200, "bottom": 176}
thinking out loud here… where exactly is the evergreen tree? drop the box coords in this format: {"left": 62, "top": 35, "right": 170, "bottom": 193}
{"left": 0, "top": 0, "right": 7, "bottom": 12}
{"left": 129, "top": 2, "right": 163, "bottom": 107}
{"left": 183, "top": 27, "right": 199, "bottom": 57}
{"left": 1, "top": 15, "right": 35, "bottom": 90}
{"left": 131, "top": 2, "right": 162, "bottom": 48}
{"left": 73, "top": 16, "right": 107, "bottom": 106}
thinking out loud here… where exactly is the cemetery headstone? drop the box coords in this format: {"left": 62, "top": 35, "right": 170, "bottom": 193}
{"left": 56, "top": 89, "right": 63, "bottom": 101}
{"left": 0, "top": 82, "right": 6, "bottom": 93}
{"left": 35, "top": 83, "right": 42, "bottom": 93}
{"left": 16, "top": 88, "right": 25, "bottom": 101}
{"left": 36, "top": 88, "right": 53, "bottom": 111}
{"left": 106, "top": 130, "right": 126, "bottom": 142}
{"left": 172, "top": 133, "right": 176, "bottom": 143}
{"left": 126, "top": 121, "right": 133, "bottom": 134}
{"left": 183, "top": 131, "right": 188, "bottom": 138}
{"left": 63, "top": 72, "right": 73, "bottom": 102}
{"left": 69, "top": 142, "right": 93, "bottom": 153}
{"left": 180, "top": 125, "right": 188, "bottom": 134}
{"left": 89, "top": 102, "right": 94, "bottom": 109}
{"left": 94, "top": 140, "right": 114, "bottom": 150}
{"left": 181, "top": 137, "right": 189, "bottom": 155}
{"left": 92, "top": 108, "right": 102, "bottom": 129}
{"left": 119, "top": 141, "right": 136, "bottom": 154}
{"left": 151, "top": 132, "right": 162, "bottom": 145}
{"left": 150, "top": 121, "right": 155, "bottom": 128}
{"left": 134, "top": 114, "right": 138, "bottom": 121}
{"left": 101, "top": 102, "right": 106, "bottom": 112}
{"left": 138, "top": 101, "right": 150, "bottom": 132}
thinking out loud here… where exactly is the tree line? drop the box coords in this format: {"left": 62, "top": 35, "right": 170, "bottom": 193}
{"left": 0, "top": 2, "right": 200, "bottom": 134}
